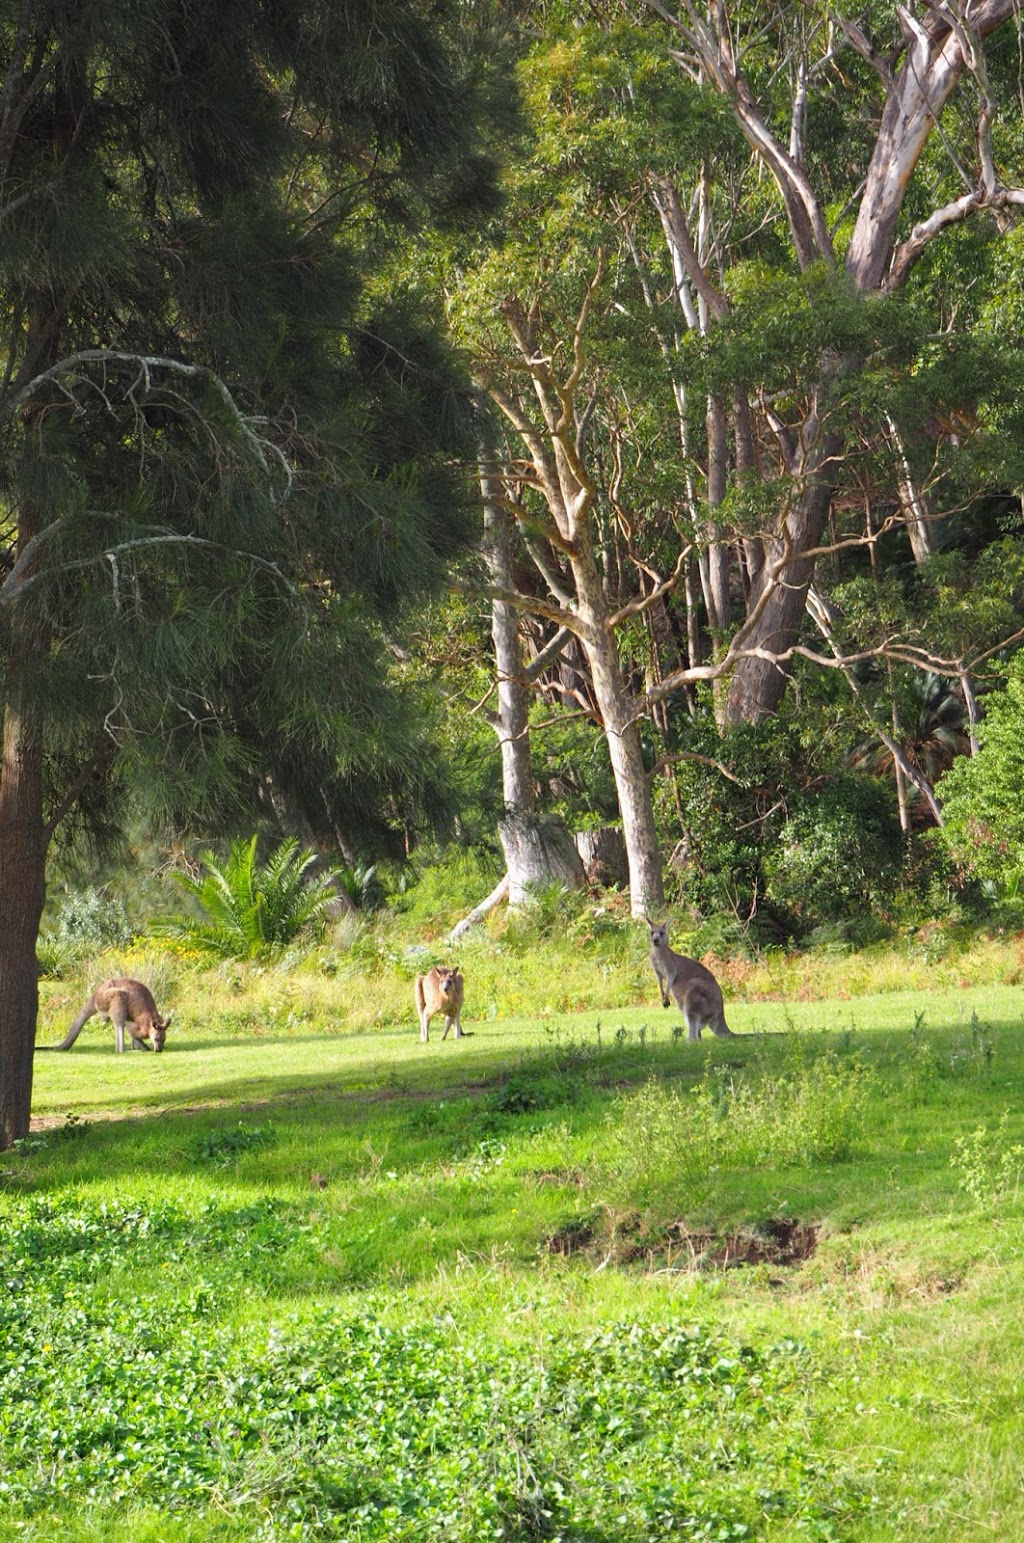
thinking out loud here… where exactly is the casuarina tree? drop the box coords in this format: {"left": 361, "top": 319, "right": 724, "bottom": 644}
{"left": 0, "top": 1, "right": 501, "bottom": 1146}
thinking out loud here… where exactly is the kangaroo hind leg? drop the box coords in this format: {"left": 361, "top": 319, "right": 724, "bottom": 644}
{"left": 109, "top": 993, "right": 130, "bottom": 1054}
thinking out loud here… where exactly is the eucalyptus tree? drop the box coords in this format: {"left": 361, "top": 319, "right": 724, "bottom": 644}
{"left": 448, "top": 2, "right": 1024, "bottom": 927}
{"left": 635, "top": 0, "right": 1024, "bottom": 724}
{"left": 448, "top": 21, "right": 727, "bottom": 914}
{"left": 0, "top": 0, "right": 499, "bottom": 1147}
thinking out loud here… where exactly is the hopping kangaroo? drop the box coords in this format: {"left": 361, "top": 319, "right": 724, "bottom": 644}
{"left": 414, "top": 965, "right": 464, "bottom": 1043}
{"left": 646, "top": 922, "right": 735, "bottom": 1042}
{"left": 39, "top": 978, "right": 172, "bottom": 1054}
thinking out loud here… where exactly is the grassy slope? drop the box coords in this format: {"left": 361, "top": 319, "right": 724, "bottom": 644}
{"left": 4, "top": 937, "right": 1024, "bottom": 1540}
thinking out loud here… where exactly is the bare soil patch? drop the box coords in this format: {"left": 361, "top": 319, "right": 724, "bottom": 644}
{"left": 542, "top": 1210, "right": 822, "bottom": 1272}
{"left": 635, "top": 1216, "right": 821, "bottom": 1271}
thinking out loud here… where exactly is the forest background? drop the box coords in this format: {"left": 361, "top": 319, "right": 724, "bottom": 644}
{"left": 6, "top": 1, "right": 1024, "bottom": 1146}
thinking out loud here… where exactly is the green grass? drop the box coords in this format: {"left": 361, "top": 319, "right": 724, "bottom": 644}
{"left": 6, "top": 947, "right": 1024, "bottom": 1539}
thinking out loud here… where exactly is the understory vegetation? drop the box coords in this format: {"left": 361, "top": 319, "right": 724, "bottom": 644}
{"left": 8, "top": 918, "right": 1024, "bottom": 1540}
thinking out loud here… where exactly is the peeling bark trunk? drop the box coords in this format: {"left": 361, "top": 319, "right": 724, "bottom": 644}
{"left": 845, "top": 3, "right": 1017, "bottom": 292}
{"left": 574, "top": 825, "right": 628, "bottom": 887}
{"left": 700, "top": 394, "right": 731, "bottom": 640}
{"left": 482, "top": 462, "right": 534, "bottom": 818}
{"left": 887, "top": 414, "right": 934, "bottom": 564}
{"left": 960, "top": 670, "right": 981, "bottom": 756}
{"left": 498, "top": 809, "right": 584, "bottom": 904}
{"left": 481, "top": 455, "right": 582, "bottom": 906}
{"left": 723, "top": 436, "right": 837, "bottom": 724}
{"left": 572, "top": 547, "right": 664, "bottom": 914}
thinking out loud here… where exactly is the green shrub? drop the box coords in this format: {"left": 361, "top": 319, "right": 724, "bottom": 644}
{"left": 161, "top": 836, "right": 341, "bottom": 960}
{"left": 939, "top": 655, "right": 1024, "bottom": 889}
{"left": 609, "top": 1051, "right": 872, "bottom": 1204}
{"left": 47, "top": 886, "right": 134, "bottom": 950}
{"left": 764, "top": 776, "right": 903, "bottom": 929}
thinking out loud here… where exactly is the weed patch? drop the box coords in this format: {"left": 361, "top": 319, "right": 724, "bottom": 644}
{"left": 950, "top": 1112, "right": 1024, "bottom": 1205}
{"left": 607, "top": 1050, "right": 872, "bottom": 1207}
{"left": 0, "top": 1210, "right": 873, "bottom": 1541}
{"left": 188, "top": 1121, "right": 277, "bottom": 1166}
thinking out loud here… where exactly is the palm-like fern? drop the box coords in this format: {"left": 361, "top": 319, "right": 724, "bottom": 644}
{"left": 165, "top": 836, "right": 342, "bottom": 959}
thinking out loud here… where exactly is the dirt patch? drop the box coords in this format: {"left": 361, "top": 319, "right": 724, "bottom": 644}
{"left": 544, "top": 1216, "right": 597, "bottom": 1256}
{"left": 636, "top": 1216, "right": 821, "bottom": 1272}
{"left": 542, "top": 1212, "right": 820, "bottom": 1271}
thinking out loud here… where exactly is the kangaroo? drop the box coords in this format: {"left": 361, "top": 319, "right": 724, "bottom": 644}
{"left": 38, "top": 978, "right": 172, "bottom": 1054}
{"left": 414, "top": 965, "right": 464, "bottom": 1043}
{"left": 646, "top": 921, "right": 736, "bottom": 1042}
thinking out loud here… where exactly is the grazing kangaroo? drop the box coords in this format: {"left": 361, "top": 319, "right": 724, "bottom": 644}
{"left": 38, "top": 978, "right": 172, "bottom": 1054}
{"left": 414, "top": 965, "right": 464, "bottom": 1043}
{"left": 646, "top": 921, "right": 735, "bottom": 1042}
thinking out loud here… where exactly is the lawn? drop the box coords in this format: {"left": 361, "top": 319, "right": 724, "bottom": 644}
{"left": 3, "top": 964, "right": 1024, "bottom": 1540}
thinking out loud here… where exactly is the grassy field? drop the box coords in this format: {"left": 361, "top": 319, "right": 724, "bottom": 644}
{"left": 4, "top": 937, "right": 1024, "bottom": 1540}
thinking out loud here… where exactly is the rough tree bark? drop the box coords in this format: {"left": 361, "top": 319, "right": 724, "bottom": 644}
{"left": 0, "top": 647, "right": 47, "bottom": 1149}
{"left": 0, "top": 300, "right": 55, "bottom": 1148}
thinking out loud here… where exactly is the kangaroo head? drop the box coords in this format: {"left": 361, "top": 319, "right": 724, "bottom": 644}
{"left": 436, "top": 967, "right": 458, "bottom": 995}
{"left": 151, "top": 1011, "right": 171, "bottom": 1052}
{"left": 648, "top": 921, "right": 669, "bottom": 949}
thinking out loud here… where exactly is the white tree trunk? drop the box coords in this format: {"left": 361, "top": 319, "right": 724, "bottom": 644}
{"left": 480, "top": 455, "right": 583, "bottom": 907}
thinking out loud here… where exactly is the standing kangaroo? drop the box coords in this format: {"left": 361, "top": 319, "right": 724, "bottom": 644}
{"left": 38, "top": 978, "right": 172, "bottom": 1053}
{"left": 414, "top": 965, "right": 464, "bottom": 1043}
{"left": 646, "top": 922, "right": 736, "bottom": 1042}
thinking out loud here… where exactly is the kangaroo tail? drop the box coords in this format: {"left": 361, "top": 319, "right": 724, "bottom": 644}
{"left": 414, "top": 977, "right": 426, "bottom": 1015}
{"left": 711, "top": 1012, "right": 737, "bottom": 1038}
{"left": 36, "top": 1004, "right": 93, "bottom": 1052}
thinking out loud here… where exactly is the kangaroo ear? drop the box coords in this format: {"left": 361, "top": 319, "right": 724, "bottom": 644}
{"left": 162, "top": 1012, "right": 174, "bottom": 1028}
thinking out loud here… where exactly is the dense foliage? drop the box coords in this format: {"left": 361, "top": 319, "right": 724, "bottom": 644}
{"left": 0, "top": 1199, "right": 857, "bottom": 1540}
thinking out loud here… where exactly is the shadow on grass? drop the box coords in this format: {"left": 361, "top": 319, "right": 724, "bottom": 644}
{"left": 19, "top": 1009, "right": 1022, "bottom": 1217}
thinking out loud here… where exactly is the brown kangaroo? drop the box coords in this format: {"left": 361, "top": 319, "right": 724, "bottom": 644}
{"left": 38, "top": 978, "right": 172, "bottom": 1053}
{"left": 646, "top": 921, "right": 736, "bottom": 1042}
{"left": 414, "top": 965, "right": 464, "bottom": 1043}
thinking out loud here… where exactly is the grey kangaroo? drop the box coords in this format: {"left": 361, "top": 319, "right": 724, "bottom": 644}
{"left": 646, "top": 921, "right": 735, "bottom": 1041}
{"left": 38, "top": 978, "right": 172, "bottom": 1053}
{"left": 414, "top": 965, "right": 464, "bottom": 1043}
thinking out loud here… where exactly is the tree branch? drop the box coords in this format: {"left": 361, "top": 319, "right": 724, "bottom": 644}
{"left": 607, "top": 548, "right": 689, "bottom": 631}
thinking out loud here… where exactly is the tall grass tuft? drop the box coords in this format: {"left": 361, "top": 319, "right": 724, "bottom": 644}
{"left": 609, "top": 1051, "right": 872, "bottom": 1204}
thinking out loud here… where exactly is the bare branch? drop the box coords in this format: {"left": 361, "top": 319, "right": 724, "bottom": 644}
{"left": 648, "top": 174, "right": 729, "bottom": 322}
{"left": 607, "top": 548, "right": 689, "bottom": 631}
{"left": 452, "top": 577, "right": 581, "bottom": 637}
{"left": 651, "top": 749, "right": 744, "bottom": 785}
{"left": 0, "top": 532, "right": 296, "bottom": 609}
{"left": 887, "top": 185, "right": 1024, "bottom": 288}
{"left": 524, "top": 624, "right": 575, "bottom": 683}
